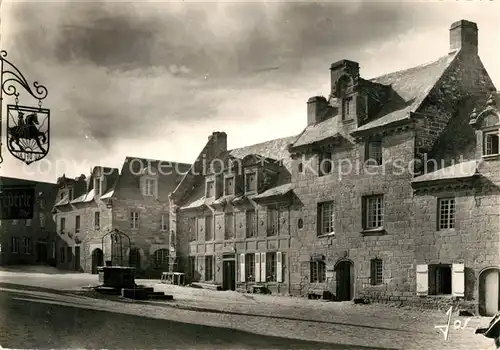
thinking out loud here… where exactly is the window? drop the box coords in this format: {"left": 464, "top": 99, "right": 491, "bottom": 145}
{"left": 245, "top": 254, "right": 255, "bottom": 282}
{"left": 363, "top": 195, "right": 384, "bottom": 229}
{"left": 94, "top": 178, "right": 101, "bottom": 196}
{"left": 205, "top": 256, "right": 214, "bottom": 281}
{"left": 206, "top": 181, "right": 215, "bottom": 198}
{"left": 75, "top": 215, "right": 80, "bottom": 233}
{"left": 266, "top": 252, "right": 277, "bottom": 282}
{"left": 317, "top": 201, "right": 335, "bottom": 236}
{"left": 370, "top": 258, "right": 383, "bottom": 285}
{"left": 342, "top": 96, "right": 353, "bottom": 120}
{"left": 11, "top": 237, "right": 19, "bottom": 254}
{"left": 224, "top": 176, "right": 234, "bottom": 196}
{"left": 246, "top": 210, "right": 256, "bottom": 238}
{"left": 366, "top": 141, "right": 383, "bottom": 166}
{"left": 318, "top": 152, "right": 333, "bottom": 176}
{"left": 23, "top": 238, "right": 32, "bottom": 254}
{"left": 68, "top": 188, "right": 73, "bottom": 201}
{"left": 95, "top": 212, "right": 100, "bottom": 229}
{"left": 484, "top": 131, "right": 499, "bottom": 156}
{"left": 188, "top": 217, "right": 197, "bottom": 242}
{"left": 25, "top": 219, "right": 32, "bottom": 226}
{"left": 310, "top": 260, "right": 326, "bottom": 283}
{"left": 429, "top": 264, "right": 452, "bottom": 295}
{"left": 144, "top": 178, "right": 156, "bottom": 196}
{"left": 245, "top": 172, "right": 257, "bottom": 193}
{"left": 205, "top": 216, "right": 213, "bottom": 241}
{"left": 188, "top": 256, "right": 197, "bottom": 282}
{"left": 161, "top": 215, "right": 168, "bottom": 231}
{"left": 438, "top": 198, "right": 455, "bottom": 230}
{"left": 224, "top": 213, "right": 234, "bottom": 239}
{"left": 130, "top": 212, "right": 139, "bottom": 229}
{"left": 60, "top": 192, "right": 64, "bottom": 200}
{"left": 39, "top": 214, "right": 46, "bottom": 228}
{"left": 67, "top": 247, "right": 72, "bottom": 262}
{"left": 60, "top": 217, "right": 66, "bottom": 234}
{"left": 60, "top": 247, "right": 65, "bottom": 263}
{"left": 266, "top": 207, "right": 279, "bottom": 236}
{"left": 153, "top": 249, "right": 169, "bottom": 269}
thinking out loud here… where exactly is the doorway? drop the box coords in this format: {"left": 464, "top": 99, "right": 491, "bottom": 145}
{"left": 222, "top": 257, "right": 236, "bottom": 291}
{"left": 479, "top": 268, "right": 500, "bottom": 316}
{"left": 91, "top": 248, "right": 104, "bottom": 274}
{"left": 335, "top": 259, "right": 354, "bottom": 301}
{"left": 36, "top": 243, "right": 47, "bottom": 263}
{"left": 74, "top": 246, "right": 81, "bottom": 271}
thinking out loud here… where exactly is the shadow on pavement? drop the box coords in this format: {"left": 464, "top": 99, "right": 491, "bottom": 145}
{"left": 0, "top": 283, "right": 398, "bottom": 349}
{"left": 0, "top": 266, "right": 81, "bottom": 275}
{"left": 0, "top": 282, "right": 427, "bottom": 336}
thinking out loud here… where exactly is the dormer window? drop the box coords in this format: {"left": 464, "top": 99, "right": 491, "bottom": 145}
{"left": 144, "top": 178, "right": 156, "bottom": 196}
{"left": 224, "top": 176, "right": 234, "bottom": 196}
{"left": 245, "top": 171, "right": 257, "bottom": 194}
{"left": 484, "top": 130, "right": 499, "bottom": 156}
{"left": 206, "top": 180, "right": 215, "bottom": 198}
{"left": 318, "top": 152, "right": 333, "bottom": 177}
{"left": 342, "top": 97, "right": 353, "bottom": 120}
{"left": 68, "top": 188, "right": 73, "bottom": 201}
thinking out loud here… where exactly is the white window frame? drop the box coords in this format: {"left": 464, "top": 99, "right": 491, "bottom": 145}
{"left": 483, "top": 130, "right": 500, "bottom": 156}
{"left": 95, "top": 211, "right": 100, "bottom": 230}
{"left": 438, "top": 198, "right": 455, "bottom": 230}
{"left": 342, "top": 96, "right": 353, "bottom": 120}
{"left": 130, "top": 211, "right": 139, "bottom": 230}
{"left": 318, "top": 201, "right": 335, "bottom": 236}
{"left": 11, "top": 237, "right": 20, "bottom": 254}
{"left": 364, "top": 195, "right": 384, "bottom": 229}
{"left": 144, "top": 178, "right": 156, "bottom": 197}
{"left": 366, "top": 141, "right": 383, "bottom": 166}
{"left": 23, "top": 237, "right": 32, "bottom": 255}
{"left": 75, "top": 215, "right": 81, "bottom": 233}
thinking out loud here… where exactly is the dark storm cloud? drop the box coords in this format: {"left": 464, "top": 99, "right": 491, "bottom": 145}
{"left": 11, "top": 1, "right": 429, "bottom": 77}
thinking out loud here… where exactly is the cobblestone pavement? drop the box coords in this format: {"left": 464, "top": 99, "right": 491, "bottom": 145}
{"left": 0, "top": 269, "right": 497, "bottom": 349}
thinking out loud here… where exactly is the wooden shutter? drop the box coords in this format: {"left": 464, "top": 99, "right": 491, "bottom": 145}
{"left": 260, "top": 252, "right": 266, "bottom": 282}
{"left": 240, "top": 253, "right": 246, "bottom": 282}
{"left": 255, "top": 253, "right": 261, "bottom": 282}
{"left": 416, "top": 264, "right": 429, "bottom": 296}
{"left": 452, "top": 263, "right": 465, "bottom": 297}
{"left": 276, "top": 252, "right": 283, "bottom": 283}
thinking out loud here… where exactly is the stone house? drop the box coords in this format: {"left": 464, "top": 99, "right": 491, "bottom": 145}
{"left": 411, "top": 91, "right": 500, "bottom": 316}
{"left": 170, "top": 19, "right": 497, "bottom": 306}
{"left": 0, "top": 176, "right": 58, "bottom": 266}
{"left": 52, "top": 157, "right": 190, "bottom": 275}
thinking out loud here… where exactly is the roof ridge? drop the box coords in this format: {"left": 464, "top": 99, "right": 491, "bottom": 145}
{"left": 124, "top": 156, "right": 191, "bottom": 165}
{"left": 228, "top": 134, "right": 299, "bottom": 153}
{"left": 369, "top": 51, "right": 458, "bottom": 83}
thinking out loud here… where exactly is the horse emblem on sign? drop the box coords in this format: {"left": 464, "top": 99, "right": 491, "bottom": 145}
{"left": 6, "top": 104, "right": 50, "bottom": 165}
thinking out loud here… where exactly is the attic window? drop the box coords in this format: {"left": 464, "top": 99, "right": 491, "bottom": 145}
{"left": 366, "top": 141, "right": 383, "bottom": 166}
{"left": 94, "top": 178, "right": 101, "bottom": 196}
{"left": 224, "top": 176, "right": 234, "bottom": 196}
{"left": 245, "top": 172, "right": 257, "bottom": 193}
{"left": 484, "top": 131, "right": 499, "bottom": 156}
{"left": 206, "top": 180, "right": 215, "bottom": 198}
{"left": 342, "top": 97, "right": 353, "bottom": 120}
{"left": 68, "top": 188, "right": 73, "bottom": 201}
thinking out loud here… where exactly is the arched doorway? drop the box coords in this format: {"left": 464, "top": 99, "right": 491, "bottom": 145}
{"left": 129, "top": 248, "right": 141, "bottom": 270}
{"left": 91, "top": 248, "right": 104, "bottom": 274}
{"left": 335, "top": 259, "right": 354, "bottom": 301}
{"left": 479, "top": 268, "right": 500, "bottom": 316}
{"left": 152, "top": 249, "right": 169, "bottom": 271}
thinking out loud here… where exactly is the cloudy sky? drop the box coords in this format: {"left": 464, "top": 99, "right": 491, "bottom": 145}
{"left": 0, "top": 0, "right": 499, "bottom": 183}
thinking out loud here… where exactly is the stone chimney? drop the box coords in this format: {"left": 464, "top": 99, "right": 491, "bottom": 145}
{"left": 450, "top": 20, "right": 478, "bottom": 55}
{"left": 209, "top": 131, "right": 227, "bottom": 156}
{"left": 307, "top": 96, "right": 329, "bottom": 125}
{"left": 330, "top": 59, "right": 360, "bottom": 97}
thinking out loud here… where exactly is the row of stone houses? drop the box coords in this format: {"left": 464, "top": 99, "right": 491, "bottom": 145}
{"left": 16, "top": 19, "right": 499, "bottom": 316}
{"left": 0, "top": 176, "right": 58, "bottom": 266}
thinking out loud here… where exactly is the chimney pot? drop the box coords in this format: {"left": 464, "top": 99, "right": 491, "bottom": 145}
{"left": 449, "top": 19, "right": 478, "bottom": 55}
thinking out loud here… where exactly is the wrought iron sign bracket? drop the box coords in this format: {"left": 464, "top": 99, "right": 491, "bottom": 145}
{"left": 0, "top": 50, "right": 50, "bottom": 166}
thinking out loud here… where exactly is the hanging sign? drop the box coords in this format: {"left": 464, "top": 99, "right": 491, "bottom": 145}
{"left": 6, "top": 104, "right": 50, "bottom": 165}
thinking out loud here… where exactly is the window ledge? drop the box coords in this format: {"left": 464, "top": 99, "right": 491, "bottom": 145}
{"left": 361, "top": 227, "right": 386, "bottom": 236}
{"left": 482, "top": 154, "right": 500, "bottom": 161}
{"left": 437, "top": 228, "right": 455, "bottom": 233}
{"left": 317, "top": 232, "right": 335, "bottom": 238}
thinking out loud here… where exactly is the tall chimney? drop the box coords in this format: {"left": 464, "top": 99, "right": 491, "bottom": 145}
{"left": 307, "top": 96, "right": 329, "bottom": 125}
{"left": 449, "top": 20, "right": 478, "bottom": 55}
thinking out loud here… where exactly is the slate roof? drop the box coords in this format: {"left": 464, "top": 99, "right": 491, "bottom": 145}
{"left": 291, "top": 51, "right": 459, "bottom": 148}
{"left": 253, "top": 183, "right": 294, "bottom": 200}
{"left": 411, "top": 160, "right": 479, "bottom": 184}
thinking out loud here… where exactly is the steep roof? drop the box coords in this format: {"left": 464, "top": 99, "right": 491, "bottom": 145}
{"left": 291, "top": 51, "right": 459, "bottom": 148}
{"left": 412, "top": 160, "right": 479, "bottom": 184}
{"left": 356, "top": 51, "right": 458, "bottom": 132}
{"left": 0, "top": 176, "right": 56, "bottom": 187}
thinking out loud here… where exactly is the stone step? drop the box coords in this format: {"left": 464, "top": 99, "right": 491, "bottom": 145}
{"left": 149, "top": 294, "right": 174, "bottom": 301}
{"left": 95, "top": 286, "right": 121, "bottom": 295}
{"left": 121, "top": 288, "right": 149, "bottom": 300}
{"left": 149, "top": 291, "right": 165, "bottom": 296}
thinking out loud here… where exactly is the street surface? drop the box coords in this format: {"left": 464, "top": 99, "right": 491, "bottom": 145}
{"left": 0, "top": 266, "right": 496, "bottom": 349}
